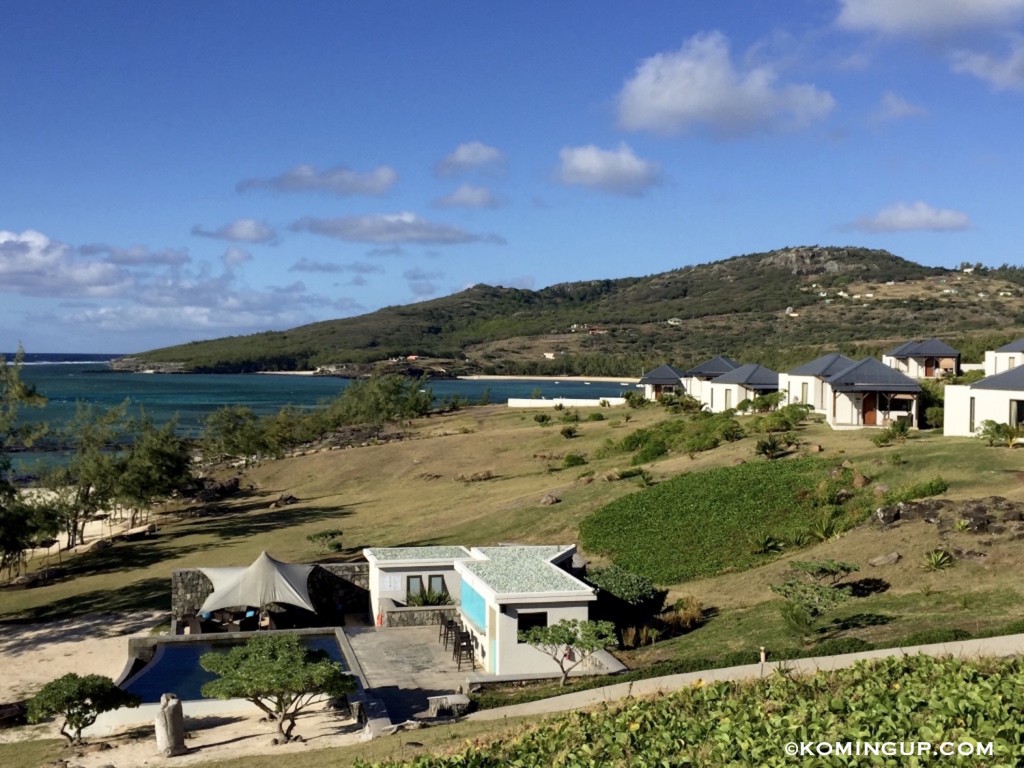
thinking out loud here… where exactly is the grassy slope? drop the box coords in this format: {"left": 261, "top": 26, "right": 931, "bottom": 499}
{"left": 5, "top": 405, "right": 1024, "bottom": 765}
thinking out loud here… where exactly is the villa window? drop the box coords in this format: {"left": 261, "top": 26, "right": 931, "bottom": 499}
{"left": 801, "top": 382, "right": 809, "bottom": 404}
{"left": 517, "top": 611, "right": 548, "bottom": 638}
{"left": 428, "top": 575, "right": 446, "bottom": 595}
{"left": 407, "top": 575, "right": 424, "bottom": 599}
{"left": 969, "top": 397, "right": 975, "bottom": 433}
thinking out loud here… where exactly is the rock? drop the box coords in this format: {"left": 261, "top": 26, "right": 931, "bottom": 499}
{"left": 923, "top": 513, "right": 942, "bottom": 525}
{"left": 540, "top": 494, "right": 560, "bottom": 506}
{"left": 155, "top": 693, "right": 187, "bottom": 757}
{"left": 852, "top": 472, "right": 870, "bottom": 488}
{"left": 834, "top": 488, "right": 854, "bottom": 503}
{"left": 841, "top": 459, "right": 855, "bottom": 469}
{"left": 868, "top": 552, "right": 901, "bottom": 567}
{"left": 873, "top": 483, "right": 890, "bottom": 496}
{"left": 807, "top": 444, "right": 823, "bottom": 453}
{"left": 876, "top": 506, "right": 899, "bottom": 525}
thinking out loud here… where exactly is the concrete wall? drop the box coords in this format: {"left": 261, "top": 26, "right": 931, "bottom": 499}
{"left": 380, "top": 601, "right": 458, "bottom": 628}
{"left": 493, "top": 600, "right": 591, "bottom": 677}
{"left": 507, "top": 397, "right": 626, "bottom": 409}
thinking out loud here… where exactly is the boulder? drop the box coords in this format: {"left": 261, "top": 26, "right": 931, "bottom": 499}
{"left": 852, "top": 472, "right": 871, "bottom": 489}
{"left": 540, "top": 494, "right": 561, "bottom": 506}
{"left": 876, "top": 506, "right": 899, "bottom": 525}
{"left": 868, "top": 552, "right": 901, "bottom": 567}
{"left": 873, "top": 483, "right": 890, "bottom": 496}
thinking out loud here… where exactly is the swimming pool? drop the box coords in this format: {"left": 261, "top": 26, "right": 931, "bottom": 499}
{"left": 121, "top": 631, "right": 349, "bottom": 704}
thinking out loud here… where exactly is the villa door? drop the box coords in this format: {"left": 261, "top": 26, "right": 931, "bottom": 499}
{"left": 925, "top": 357, "right": 936, "bottom": 377}
{"left": 862, "top": 393, "right": 877, "bottom": 426}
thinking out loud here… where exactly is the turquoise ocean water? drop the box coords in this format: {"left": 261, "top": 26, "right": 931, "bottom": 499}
{"left": 9, "top": 354, "right": 630, "bottom": 438}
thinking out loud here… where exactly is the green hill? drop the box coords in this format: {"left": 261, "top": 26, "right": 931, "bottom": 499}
{"left": 115, "top": 245, "right": 1024, "bottom": 374}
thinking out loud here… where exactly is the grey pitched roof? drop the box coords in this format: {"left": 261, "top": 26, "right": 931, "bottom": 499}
{"left": 995, "top": 338, "right": 1024, "bottom": 353}
{"left": 886, "top": 338, "right": 959, "bottom": 358}
{"left": 788, "top": 353, "right": 857, "bottom": 377}
{"left": 970, "top": 366, "right": 1024, "bottom": 391}
{"left": 687, "top": 356, "right": 740, "bottom": 378}
{"left": 712, "top": 363, "right": 778, "bottom": 388}
{"left": 827, "top": 357, "right": 921, "bottom": 393}
{"left": 638, "top": 364, "right": 687, "bottom": 385}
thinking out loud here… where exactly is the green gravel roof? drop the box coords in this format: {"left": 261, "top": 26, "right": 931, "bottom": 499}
{"left": 366, "top": 546, "right": 469, "bottom": 561}
{"left": 463, "top": 546, "right": 592, "bottom": 595}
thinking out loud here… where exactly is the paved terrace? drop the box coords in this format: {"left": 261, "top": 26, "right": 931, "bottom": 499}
{"left": 345, "top": 626, "right": 470, "bottom": 723}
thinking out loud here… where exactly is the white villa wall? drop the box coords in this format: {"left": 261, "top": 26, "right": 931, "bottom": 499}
{"left": 828, "top": 392, "right": 918, "bottom": 428}
{"left": 883, "top": 355, "right": 956, "bottom": 378}
{"left": 779, "top": 373, "right": 830, "bottom": 413}
{"left": 683, "top": 376, "right": 705, "bottom": 401}
{"left": 507, "top": 397, "right": 626, "bottom": 409}
{"left": 984, "top": 351, "right": 1024, "bottom": 377}
{"left": 944, "top": 385, "right": 1024, "bottom": 437}
{"left": 368, "top": 563, "right": 459, "bottom": 620}
{"left": 494, "top": 601, "right": 591, "bottom": 677}
{"left": 706, "top": 382, "right": 760, "bottom": 413}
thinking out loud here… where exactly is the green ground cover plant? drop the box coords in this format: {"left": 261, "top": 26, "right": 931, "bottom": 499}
{"left": 579, "top": 457, "right": 860, "bottom": 583}
{"left": 366, "top": 655, "right": 1024, "bottom": 766}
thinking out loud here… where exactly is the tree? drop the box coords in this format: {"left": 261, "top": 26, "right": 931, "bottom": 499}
{"left": 202, "top": 405, "right": 269, "bottom": 465}
{"left": 200, "top": 634, "right": 355, "bottom": 743}
{"left": 117, "top": 414, "right": 194, "bottom": 527}
{"left": 519, "top": 619, "right": 617, "bottom": 687}
{"left": 28, "top": 673, "right": 140, "bottom": 745}
{"left": 0, "top": 348, "right": 46, "bottom": 577}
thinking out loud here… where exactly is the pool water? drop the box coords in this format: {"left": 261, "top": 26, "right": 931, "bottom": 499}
{"left": 122, "top": 635, "right": 347, "bottom": 703}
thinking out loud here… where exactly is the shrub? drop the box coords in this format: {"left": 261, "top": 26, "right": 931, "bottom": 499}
{"left": 633, "top": 439, "right": 668, "bottom": 464}
{"left": 754, "top": 435, "right": 784, "bottom": 460}
{"left": 900, "top": 628, "right": 971, "bottom": 646}
{"left": 662, "top": 595, "right": 704, "bottom": 634}
{"left": 749, "top": 530, "right": 784, "bottom": 555}
{"left": 560, "top": 425, "right": 578, "bottom": 439}
{"left": 921, "top": 549, "right": 955, "bottom": 571}
{"left": 924, "top": 406, "right": 944, "bottom": 429}
{"left": 885, "top": 476, "right": 948, "bottom": 505}
{"left": 407, "top": 589, "right": 453, "bottom": 606}
{"left": 808, "top": 513, "right": 839, "bottom": 542}
{"left": 586, "top": 412, "right": 605, "bottom": 421}
{"left": 534, "top": 413, "right": 551, "bottom": 426}
{"left": 812, "top": 637, "right": 875, "bottom": 655}
{"left": 562, "top": 452, "right": 587, "bottom": 468}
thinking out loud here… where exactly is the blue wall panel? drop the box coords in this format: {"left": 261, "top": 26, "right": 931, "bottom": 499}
{"left": 460, "top": 581, "right": 487, "bottom": 632}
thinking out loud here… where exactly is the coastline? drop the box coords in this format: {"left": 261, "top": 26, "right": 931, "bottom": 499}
{"left": 459, "top": 375, "right": 639, "bottom": 383}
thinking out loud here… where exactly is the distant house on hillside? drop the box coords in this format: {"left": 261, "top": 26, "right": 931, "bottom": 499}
{"left": 825, "top": 357, "right": 920, "bottom": 428}
{"left": 778, "top": 353, "right": 856, "bottom": 414}
{"left": 683, "top": 356, "right": 740, "bottom": 402}
{"left": 882, "top": 339, "right": 960, "bottom": 378}
{"left": 983, "top": 338, "right": 1024, "bottom": 376}
{"left": 706, "top": 364, "right": 779, "bottom": 413}
{"left": 638, "top": 364, "right": 687, "bottom": 401}
{"left": 944, "top": 367, "right": 1024, "bottom": 436}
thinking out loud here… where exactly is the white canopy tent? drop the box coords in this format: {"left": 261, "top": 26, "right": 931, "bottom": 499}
{"left": 199, "top": 551, "right": 316, "bottom": 614}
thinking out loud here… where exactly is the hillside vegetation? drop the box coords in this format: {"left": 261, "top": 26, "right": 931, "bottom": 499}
{"left": 117, "top": 246, "right": 1024, "bottom": 374}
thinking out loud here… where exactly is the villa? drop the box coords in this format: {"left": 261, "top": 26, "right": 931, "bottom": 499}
{"left": 638, "top": 364, "right": 687, "bottom": 401}
{"left": 705, "top": 363, "right": 779, "bottom": 413}
{"left": 882, "top": 339, "right": 960, "bottom": 378}
{"left": 778, "top": 353, "right": 856, "bottom": 414}
{"left": 983, "top": 338, "right": 1024, "bottom": 376}
{"left": 944, "top": 367, "right": 1024, "bottom": 436}
{"left": 364, "top": 544, "right": 599, "bottom": 676}
{"left": 824, "top": 357, "right": 920, "bottom": 428}
{"left": 683, "top": 356, "right": 740, "bottom": 402}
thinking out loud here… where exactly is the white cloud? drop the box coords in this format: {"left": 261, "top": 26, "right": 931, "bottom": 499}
{"left": 433, "top": 183, "right": 500, "bottom": 209}
{"left": 222, "top": 247, "right": 253, "bottom": 267}
{"left": 617, "top": 31, "right": 835, "bottom": 137}
{"left": 436, "top": 141, "right": 505, "bottom": 176}
{"left": 952, "top": 38, "right": 1024, "bottom": 90}
{"left": 0, "top": 230, "right": 132, "bottom": 298}
{"left": 872, "top": 91, "right": 928, "bottom": 122}
{"left": 852, "top": 201, "right": 971, "bottom": 232}
{"left": 836, "top": 0, "right": 1024, "bottom": 36}
{"left": 237, "top": 164, "right": 397, "bottom": 196}
{"left": 403, "top": 267, "right": 444, "bottom": 297}
{"left": 79, "top": 243, "right": 190, "bottom": 266}
{"left": 556, "top": 143, "right": 661, "bottom": 196}
{"left": 191, "top": 218, "right": 277, "bottom": 244}
{"left": 291, "top": 212, "right": 505, "bottom": 245}
{"left": 290, "top": 258, "right": 384, "bottom": 274}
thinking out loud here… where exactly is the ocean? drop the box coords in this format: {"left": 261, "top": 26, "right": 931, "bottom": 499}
{"left": 8, "top": 354, "right": 631, "bottom": 438}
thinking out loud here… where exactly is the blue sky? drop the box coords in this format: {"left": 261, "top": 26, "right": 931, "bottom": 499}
{"left": 3, "top": 1, "right": 1024, "bottom": 353}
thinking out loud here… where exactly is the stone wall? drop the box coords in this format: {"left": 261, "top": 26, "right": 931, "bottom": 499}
{"left": 171, "top": 562, "right": 370, "bottom": 623}
{"left": 378, "top": 597, "right": 457, "bottom": 627}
